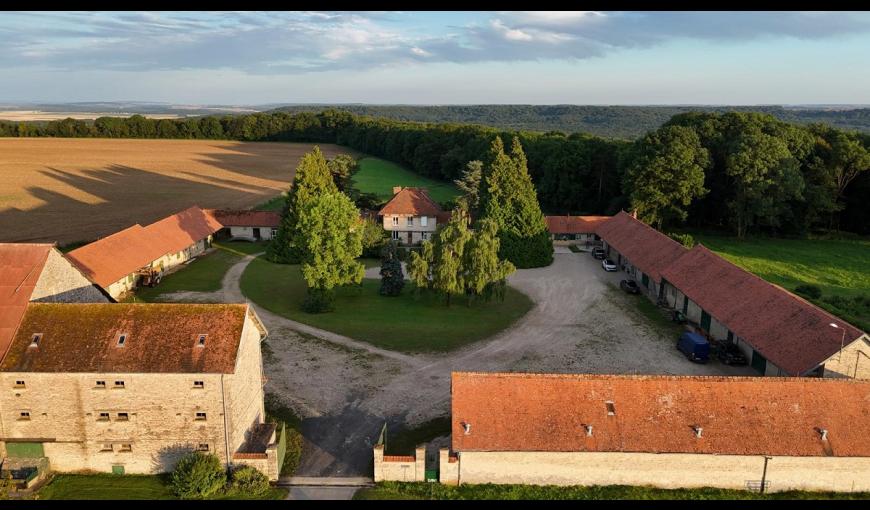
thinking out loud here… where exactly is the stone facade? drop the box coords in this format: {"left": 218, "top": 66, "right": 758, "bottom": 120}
{"left": 373, "top": 444, "right": 426, "bottom": 482}
{"left": 438, "top": 448, "right": 459, "bottom": 485}
{"left": 30, "top": 248, "right": 109, "bottom": 304}
{"left": 0, "top": 312, "right": 276, "bottom": 479}
{"left": 382, "top": 214, "right": 438, "bottom": 245}
{"left": 445, "top": 451, "right": 870, "bottom": 493}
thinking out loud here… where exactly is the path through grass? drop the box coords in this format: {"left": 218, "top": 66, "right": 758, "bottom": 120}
{"left": 239, "top": 256, "right": 533, "bottom": 353}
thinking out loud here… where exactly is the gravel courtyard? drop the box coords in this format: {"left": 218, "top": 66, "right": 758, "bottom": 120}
{"left": 162, "top": 249, "right": 753, "bottom": 478}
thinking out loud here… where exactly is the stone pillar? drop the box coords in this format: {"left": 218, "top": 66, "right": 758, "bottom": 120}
{"left": 415, "top": 445, "right": 426, "bottom": 481}
{"left": 439, "top": 448, "right": 460, "bottom": 485}
{"left": 373, "top": 444, "right": 385, "bottom": 482}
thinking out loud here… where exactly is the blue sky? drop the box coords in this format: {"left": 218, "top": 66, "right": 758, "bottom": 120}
{"left": 2, "top": 11, "right": 870, "bottom": 105}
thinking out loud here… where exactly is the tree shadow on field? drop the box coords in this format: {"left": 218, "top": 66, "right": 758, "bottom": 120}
{"left": 0, "top": 164, "right": 278, "bottom": 245}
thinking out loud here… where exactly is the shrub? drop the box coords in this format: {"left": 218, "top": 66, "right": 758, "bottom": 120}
{"left": 301, "top": 288, "right": 335, "bottom": 313}
{"left": 667, "top": 232, "right": 696, "bottom": 248}
{"left": 229, "top": 466, "right": 270, "bottom": 497}
{"left": 170, "top": 452, "right": 226, "bottom": 500}
{"left": 379, "top": 255, "right": 405, "bottom": 297}
{"left": 795, "top": 284, "right": 822, "bottom": 299}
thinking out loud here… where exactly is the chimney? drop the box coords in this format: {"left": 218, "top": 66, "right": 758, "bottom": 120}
{"left": 392, "top": 186, "right": 404, "bottom": 195}
{"left": 693, "top": 426, "right": 703, "bottom": 438}
{"left": 584, "top": 425, "right": 593, "bottom": 437}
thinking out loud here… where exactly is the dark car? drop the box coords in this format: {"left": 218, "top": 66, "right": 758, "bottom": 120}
{"left": 716, "top": 343, "right": 748, "bottom": 366}
{"left": 592, "top": 248, "right": 606, "bottom": 260}
{"left": 620, "top": 280, "right": 640, "bottom": 294}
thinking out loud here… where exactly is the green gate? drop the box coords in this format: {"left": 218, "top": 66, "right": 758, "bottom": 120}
{"left": 424, "top": 469, "right": 438, "bottom": 482}
{"left": 5, "top": 442, "right": 44, "bottom": 458}
{"left": 751, "top": 351, "right": 767, "bottom": 374}
{"left": 700, "top": 310, "right": 711, "bottom": 332}
{"left": 275, "top": 422, "right": 287, "bottom": 473}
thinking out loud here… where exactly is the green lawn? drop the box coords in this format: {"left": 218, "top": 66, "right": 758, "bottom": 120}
{"left": 693, "top": 234, "right": 870, "bottom": 330}
{"left": 350, "top": 157, "right": 461, "bottom": 206}
{"left": 239, "top": 256, "right": 533, "bottom": 353}
{"left": 35, "top": 474, "right": 288, "bottom": 500}
{"left": 128, "top": 241, "right": 267, "bottom": 303}
{"left": 354, "top": 482, "right": 870, "bottom": 500}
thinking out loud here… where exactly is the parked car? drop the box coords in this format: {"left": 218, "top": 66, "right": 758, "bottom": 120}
{"left": 602, "top": 259, "right": 617, "bottom": 271}
{"left": 716, "top": 343, "right": 748, "bottom": 366}
{"left": 592, "top": 248, "right": 606, "bottom": 259}
{"left": 676, "top": 332, "right": 710, "bottom": 363}
{"left": 620, "top": 280, "right": 640, "bottom": 294}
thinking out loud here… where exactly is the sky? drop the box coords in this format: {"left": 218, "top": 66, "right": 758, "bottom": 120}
{"left": 2, "top": 11, "right": 870, "bottom": 105}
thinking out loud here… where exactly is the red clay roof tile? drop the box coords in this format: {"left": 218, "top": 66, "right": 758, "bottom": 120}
{"left": 66, "top": 224, "right": 164, "bottom": 288}
{"left": 379, "top": 187, "right": 444, "bottom": 217}
{"left": 546, "top": 215, "right": 611, "bottom": 234}
{"left": 140, "top": 206, "right": 223, "bottom": 256}
{"left": 660, "top": 245, "right": 866, "bottom": 375}
{"left": 0, "top": 244, "right": 52, "bottom": 362}
{"left": 594, "top": 211, "right": 688, "bottom": 281}
{"left": 451, "top": 372, "right": 870, "bottom": 457}
{"left": 1, "top": 302, "right": 250, "bottom": 374}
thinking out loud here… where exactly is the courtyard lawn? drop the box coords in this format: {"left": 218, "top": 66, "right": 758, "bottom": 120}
{"left": 353, "top": 482, "right": 870, "bottom": 500}
{"left": 36, "top": 474, "right": 287, "bottom": 500}
{"left": 350, "top": 157, "right": 461, "bottom": 206}
{"left": 239, "top": 256, "right": 533, "bottom": 353}
{"left": 692, "top": 234, "right": 870, "bottom": 330}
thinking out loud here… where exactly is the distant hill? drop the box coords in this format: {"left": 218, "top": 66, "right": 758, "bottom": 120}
{"left": 268, "top": 104, "right": 870, "bottom": 139}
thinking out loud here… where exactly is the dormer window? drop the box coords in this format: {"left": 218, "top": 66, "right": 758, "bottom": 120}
{"left": 197, "top": 334, "right": 207, "bottom": 347}
{"left": 30, "top": 333, "right": 42, "bottom": 347}
{"left": 117, "top": 334, "right": 127, "bottom": 347}
{"left": 605, "top": 401, "right": 616, "bottom": 416}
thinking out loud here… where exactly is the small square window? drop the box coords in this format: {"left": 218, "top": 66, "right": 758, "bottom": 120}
{"left": 606, "top": 401, "right": 616, "bottom": 416}
{"left": 197, "top": 334, "right": 207, "bottom": 347}
{"left": 95, "top": 381, "right": 107, "bottom": 389}
{"left": 193, "top": 381, "right": 205, "bottom": 389}
{"left": 14, "top": 380, "right": 25, "bottom": 389}
{"left": 114, "top": 381, "right": 125, "bottom": 389}
{"left": 117, "top": 334, "right": 127, "bottom": 347}
{"left": 116, "top": 412, "right": 129, "bottom": 421}
{"left": 30, "top": 333, "right": 42, "bottom": 347}
{"left": 19, "top": 411, "right": 31, "bottom": 420}
{"left": 100, "top": 443, "right": 113, "bottom": 452}
{"left": 118, "top": 443, "right": 132, "bottom": 452}
{"left": 195, "top": 412, "right": 207, "bottom": 421}
{"left": 98, "top": 412, "right": 110, "bottom": 421}
{"left": 196, "top": 443, "right": 209, "bottom": 452}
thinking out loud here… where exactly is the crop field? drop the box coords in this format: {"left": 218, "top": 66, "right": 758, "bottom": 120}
{"left": 350, "top": 157, "right": 461, "bottom": 205}
{"left": 0, "top": 138, "right": 356, "bottom": 245}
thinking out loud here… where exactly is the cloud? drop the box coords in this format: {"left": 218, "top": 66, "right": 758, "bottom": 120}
{"left": 1, "top": 11, "right": 869, "bottom": 75}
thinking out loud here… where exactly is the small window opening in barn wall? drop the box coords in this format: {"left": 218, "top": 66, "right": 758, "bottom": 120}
{"left": 117, "top": 333, "right": 127, "bottom": 347}
{"left": 605, "top": 401, "right": 616, "bottom": 416}
{"left": 197, "top": 334, "right": 207, "bottom": 347}
{"left": 29, "top": 333, "right": 42, "bottom": 347}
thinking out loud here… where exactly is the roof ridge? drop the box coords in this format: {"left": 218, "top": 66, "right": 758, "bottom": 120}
{"left": 452, "top": 371, "right": 869, "bottom": 384}
{"left": 68, "top": 224, "right": 144, "bottom": 250}
{"left": 616, "top": 210, "right": 687, "bottom": 252}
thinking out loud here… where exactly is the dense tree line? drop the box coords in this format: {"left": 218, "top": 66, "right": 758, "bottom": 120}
{"left": 1, "top": 110, "right": 866, "bottom": 235}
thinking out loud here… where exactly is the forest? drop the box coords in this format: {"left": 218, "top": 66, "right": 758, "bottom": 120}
{"left": 1, "top": 109, "right": 867, "bottom": 236}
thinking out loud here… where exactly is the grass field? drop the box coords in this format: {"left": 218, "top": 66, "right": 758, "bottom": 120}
{"left": 354, "top": 482, "right": 870, "bottom": 500}
{"left": 239, "top": 256, "right": 533, "bottom": 353}
{"left": 35, "top": 474, "right": 287, "bottom": 500}
{"left": 694, "top": 234, "right": 870, "bottom": 330}
{"left": 350, "top": 157, "right": 461, "bottom": 205}
{"left": 0, "top": 138, "right": 355, "bottom": 244}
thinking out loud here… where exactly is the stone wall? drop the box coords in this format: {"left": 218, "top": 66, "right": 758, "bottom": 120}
{"left": 454, "top": 451, "right": 870, "bottom": 493}
{"left": 225, "top": 316, "right": 267, "bottom": 455}
{"left": 31, "top": 248, "right": 109, "bottom": 304}
{"left": 373, "top": 444, "right": 426, "bottom": 482}
{"left": 438, "top": 448, "right": 459, "bottom": 485}
{"left": 822, "top": 336, "right": 870, "bottom": 379}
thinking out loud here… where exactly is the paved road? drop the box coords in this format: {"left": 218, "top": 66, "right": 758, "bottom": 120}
{"left": 287, "top": 486, "right": 361, "bottom": 500}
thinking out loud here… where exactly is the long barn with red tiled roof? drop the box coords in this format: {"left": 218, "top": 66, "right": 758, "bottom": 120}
{"left": 545, "top": 215, "right": 610, "bottom": 244}
{"left": 208, "top": 209, "right": 281, "bottom": 242}
{"left": 0, "top": 302, "right": 280, "bottom": 480}
{"left": 67, "top": 206, "right": 223, "bottom": 300}
{"left": 440, "top": 371, "right": 870, "bottom": 491}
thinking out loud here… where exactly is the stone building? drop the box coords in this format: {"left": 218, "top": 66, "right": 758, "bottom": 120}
{"left": 659, "top": 245, "right": 869, "bottom": 377}
{"left": 1, "top": 243, "right": 108, "bottom": 362}
{"left": 544, "top": 215, "right": 610, "bottom": 246}
{"left": 66, "top": 206, "right": 223, "bottom": 300}
{"left": 378, "top": 187, "right": 448, "bottom": 245}
{"left": 208, "top": 209, "right": 280, "bottom": 242}
{"left": 0, "top": 302, "right": 280, "bottom": 480}
{"left": 594, "top": 211, "right": 688, "bottom": 301}
{"left": 442, "top": 371, "right": 870, "bottom": 492}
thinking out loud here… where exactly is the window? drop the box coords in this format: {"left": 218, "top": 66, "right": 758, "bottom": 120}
{"left": 193, "top": 381, "right": 205, "bottom": 389}
{"left": 95, "top": 381, "right": 106, "bottom": 389}
{"left": 117, "top": 334, "right": 127, "bottom": 347}
{"left": 14, "top": 380, "right": 25, "bottom": 389}
{"left": 605, "top": 401, "right": 616, "bottom": 416}
{"left": 195, "top": 412, "right": 207, "bottom": 421}
{"left": 98, "top": 412, "right": 110, "bottom": 421}
{"left": 30, "top": 333, "right": 42, "bottom": 347}
{"left": 196, "top": 443, "right": 209, "bottom": 452}
{"left": 197, "top": 334, "right": 207, "bottom": 347}
{"left": 392, "top": 217, "right": 399, "bottom": 226}
{"left": 406, "top": 217, "right": 413, "bottom": 227}
{"left": 391, "top": 231, "right": 400, "bottom": 240}
{"left": 116, "top": 412, "right": 129, "bottom": 421}
{"left": 100, "top": 443, "right": 113, "bottom": 452}
{"left": 421, "top": 232, "right": 428, "bottom": 241}
{"left": 114, "top": 380, "right": 125, "bottom": 389}
{"left": 118, "top": 444, "right": 132, "bottom": 452}
{"left": 270, "top": 228, "right": 278, "bottom": 237}
{"left": 18, "top": 411, "right": 31, "bottom": 421}
{"left": 421, "top": 216, "right": 428, "bottom": 227}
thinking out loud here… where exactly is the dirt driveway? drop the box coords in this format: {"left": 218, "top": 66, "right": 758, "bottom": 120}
{"left": 164, "top": 250, "right": 753, "bottom": 477}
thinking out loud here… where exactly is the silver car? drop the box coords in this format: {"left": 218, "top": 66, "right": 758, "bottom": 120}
{"left": 602, "top": 259, "right": 617, "bottom": 271}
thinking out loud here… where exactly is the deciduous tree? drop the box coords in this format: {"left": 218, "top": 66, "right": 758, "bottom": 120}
{"left": 464, "top": 218, "right": 516, "bottom": 303}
